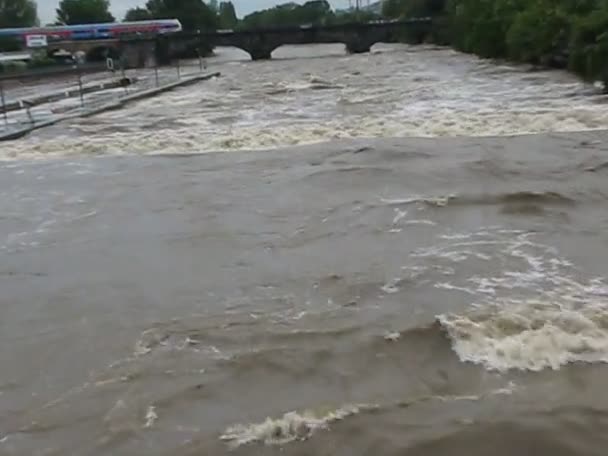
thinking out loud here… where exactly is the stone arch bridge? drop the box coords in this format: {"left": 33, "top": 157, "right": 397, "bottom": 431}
{"left": 178, "top": 19, "right": 433, "bottom": 61}
{"left": 47, "top": 19, "right": 433, "bottom": 67}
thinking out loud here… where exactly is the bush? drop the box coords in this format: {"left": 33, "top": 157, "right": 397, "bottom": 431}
{"left": 506, "top": 3, "right": 570, "bottom": 64}
{"left": 0, "top": 61, "right": 28, "bottom": 74}
{"left": 569, "top": 5, "right": 608, "bottom": 85}
{"left": 446, "top": 0, "right": 532, "bottom": 58}
{"left": 0, "top": 36, "right": 22, "bottom": 52}
{"left": 404, "top": 0, "right": 608, "bottom": 86}
{"left": 29, "top": 56, "right": 57, "bottom": 68}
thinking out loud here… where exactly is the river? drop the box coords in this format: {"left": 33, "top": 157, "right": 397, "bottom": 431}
{"left": 1, "top": 44, "right": 608, "bottom": 455}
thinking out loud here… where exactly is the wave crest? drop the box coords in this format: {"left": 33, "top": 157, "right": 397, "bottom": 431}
{"left": 219, "top": 403, "right": 373, "bottom": 448}
{"left": 437, "top": 295, "right": 608, "bottom": 372}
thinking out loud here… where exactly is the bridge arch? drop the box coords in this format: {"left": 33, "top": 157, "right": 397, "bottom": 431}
{"left": 229, "top": 39, "right": 383, "bottom": 61}
{"left": 270, "top": 43, "right": 349, "bottom": 59}
{"left": 215, "top": 39, "right": 372, "bottom": 61}
{"left": 201, "top": 20, "right": 432, "bottom": 61}
{"left": 210, "top": 46, "right": 252, "bottom": 62}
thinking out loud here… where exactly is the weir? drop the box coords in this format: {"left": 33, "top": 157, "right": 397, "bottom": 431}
{"left": 0, "top": 72, "right": 220, "bottom": 141}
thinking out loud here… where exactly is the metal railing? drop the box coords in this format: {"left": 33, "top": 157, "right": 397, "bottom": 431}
{"left": 0, "top": 55, "right": 209, "bottom": 138}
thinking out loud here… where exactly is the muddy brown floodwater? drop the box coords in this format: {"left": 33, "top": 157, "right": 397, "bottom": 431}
{"left": 1, "top": 44, "right": 608, "bottom": 455}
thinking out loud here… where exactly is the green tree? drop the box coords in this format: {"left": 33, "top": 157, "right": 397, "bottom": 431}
{"left": 124, "top": 6, "right": 151, "bottom": 21}
{"left": 319, "top": 0, "right": 608, "bottom": 88}
{"left": 56, "top": 0, "right": 115, "bottom": 24}
{"left": 506, "top": 1, "right": 569, "bottom": 64}
{"left": 569, "top": 2, "right": 608, "bottom": 85}
{"left": 402, "top": 0, "right": 446, "bottom": 17}
{"left": 218, "top": 1, "right": 237, "bottom": 28}
{"left": 146, "top": 0, "right": 217, "bottom": 31}
{"left": 240, "top": 1, "right": 335, "bottom": 28}
{"left": 0, "top": 0, "right": 39, "bottom": 27}
{"left": 300, "top": 0, "right": 333, "bottom": 23}
{"left": 381, "top": 0, "right": 403, "bottom": 19}
{"left": 334, "top": 8, "right": 379, "bottom": 23}
{"left": 441, "top": 0, "right": 608, "bottom": 87}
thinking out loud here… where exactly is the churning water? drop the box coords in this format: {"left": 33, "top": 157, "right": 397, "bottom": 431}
{"left": 1, "top": 44, "right": 608, "bottom": 455}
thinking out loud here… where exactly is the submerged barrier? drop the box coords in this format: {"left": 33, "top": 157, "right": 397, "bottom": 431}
{"left": 0, "top": 72, "right": 220, "bottom": 142}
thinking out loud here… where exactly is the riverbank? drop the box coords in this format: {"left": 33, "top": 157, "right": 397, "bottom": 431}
{"left": 394, "top": 0, "right": 608, "bottom": 90}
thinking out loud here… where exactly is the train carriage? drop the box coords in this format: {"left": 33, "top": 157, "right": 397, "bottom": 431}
{"left": 0, "top": 19, "right": 182, "bottom": 44}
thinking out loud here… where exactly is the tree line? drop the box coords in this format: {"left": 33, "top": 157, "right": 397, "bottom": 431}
{"left": 0, "top": 0, "right": 360, "bottom": 54}
{"left": 2, "top": 0, "right": 606, "bottom": 85}
{"left": 0, "top": 0, "right": 372, "bottom": 31}
{"left": 236, "top": 1, "right": 379, "bottom": 29}
{"left": 123, "top": 0, "right": 372, "bottom": 30}
{"left": 382, "top": 0, "right": 608, "bottom": 86}
{"left": 0, "top": 0, "right": 234, "bottom": 30}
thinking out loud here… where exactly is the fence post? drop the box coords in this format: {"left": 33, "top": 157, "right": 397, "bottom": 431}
{"left": 24, "top": 101, "right": 34, "bottom": 126}
{"left": 121, "top": 59, "right": 128, "bottom": 95}
{"left": 155, "top": 57, "right": 159, "bottom": 87}
{"left": 0, "top": 81, "right": 7, "bottom": 127}
{"left": 198, "top": 50, "right": 203, "bottom": 73}
{"left": 77, "top": 64, "right": 84, "bottom": 108}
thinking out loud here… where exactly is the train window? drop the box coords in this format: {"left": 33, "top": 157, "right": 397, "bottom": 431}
{"left": 72, "top": 30, "right": 93, "bottom": 38}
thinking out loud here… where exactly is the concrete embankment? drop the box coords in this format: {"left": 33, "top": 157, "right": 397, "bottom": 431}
{"left": 0, "top": 72, "right": 220, "bottom": 141}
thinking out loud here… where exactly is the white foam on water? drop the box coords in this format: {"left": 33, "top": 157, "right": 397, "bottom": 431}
{"left": 384, "top": 331, "right": 401, "bottom": 341}
{"left": 133, "top": 339, "right": 152, "bottom": 357}
{"left": 396, "top": 382, "right": 517, "bottom": 410}
{"left": 405, "top": 219, "right": 437, "bottom": 226}
{"left": 220, "top": 403, "right": 372, "bottom": 449}
{"left": 104, "top": 398, "right": 140, "bottom": 433}
{"left": 435, "top": 282, "right": 478, "bottom": 295}
{"left": 3, "top": 44, "right": 608, "bottom": 160}
{"left": 400, "top": 265, "right": 429, "bottom": 276}
{"left": 392, "top": 208, "right": 408, "bottom": 224}
{"left": 492, "top": 381, "right": 518, "bottom": 396}
{"left": 440, "top": 232, "right": 475, "bottom": 240}
{"left": 144, "top": 406, "right": 158, "bottom": 428}
{"left": 380, "top": 194, "right": 456, "bottom": 208}
{"left": 381, "top": 197, "right": 421, "bottom": 205}
{"left": 438, "top": 294, "right": 608, "bottom": 372}
{"left": 4, "top": 105, "right": 608, "bottom": 160}
{"left": 412, "top": 248, "right": 492, "bottom": 262}
{"left": 437, "top": 382, "right": 517, "bottom": 401}
{"left": 409, "top": 226, "right": 608, "bottom": 372}
{"left": 23, "top": 105, "right": 608, "bottom": 154}
{"left": 381, "top": 278, "right": 401, "bottom": 294}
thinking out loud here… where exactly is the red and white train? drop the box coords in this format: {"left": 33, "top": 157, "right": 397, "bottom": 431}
{"left": 0, "top": 19, "right": 182, "bottom": 43}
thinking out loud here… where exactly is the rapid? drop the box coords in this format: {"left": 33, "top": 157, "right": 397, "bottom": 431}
{"left": 1, "top": 43, "right": 608, "bottom": 455}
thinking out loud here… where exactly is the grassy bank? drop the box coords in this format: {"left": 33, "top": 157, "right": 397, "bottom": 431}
{"left": 385, "top": 0, "right": 608, "bottom": 88}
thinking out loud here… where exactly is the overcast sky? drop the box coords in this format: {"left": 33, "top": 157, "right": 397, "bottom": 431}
{"left": 37, "top": 0, "right": 353, "bottom": 24}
